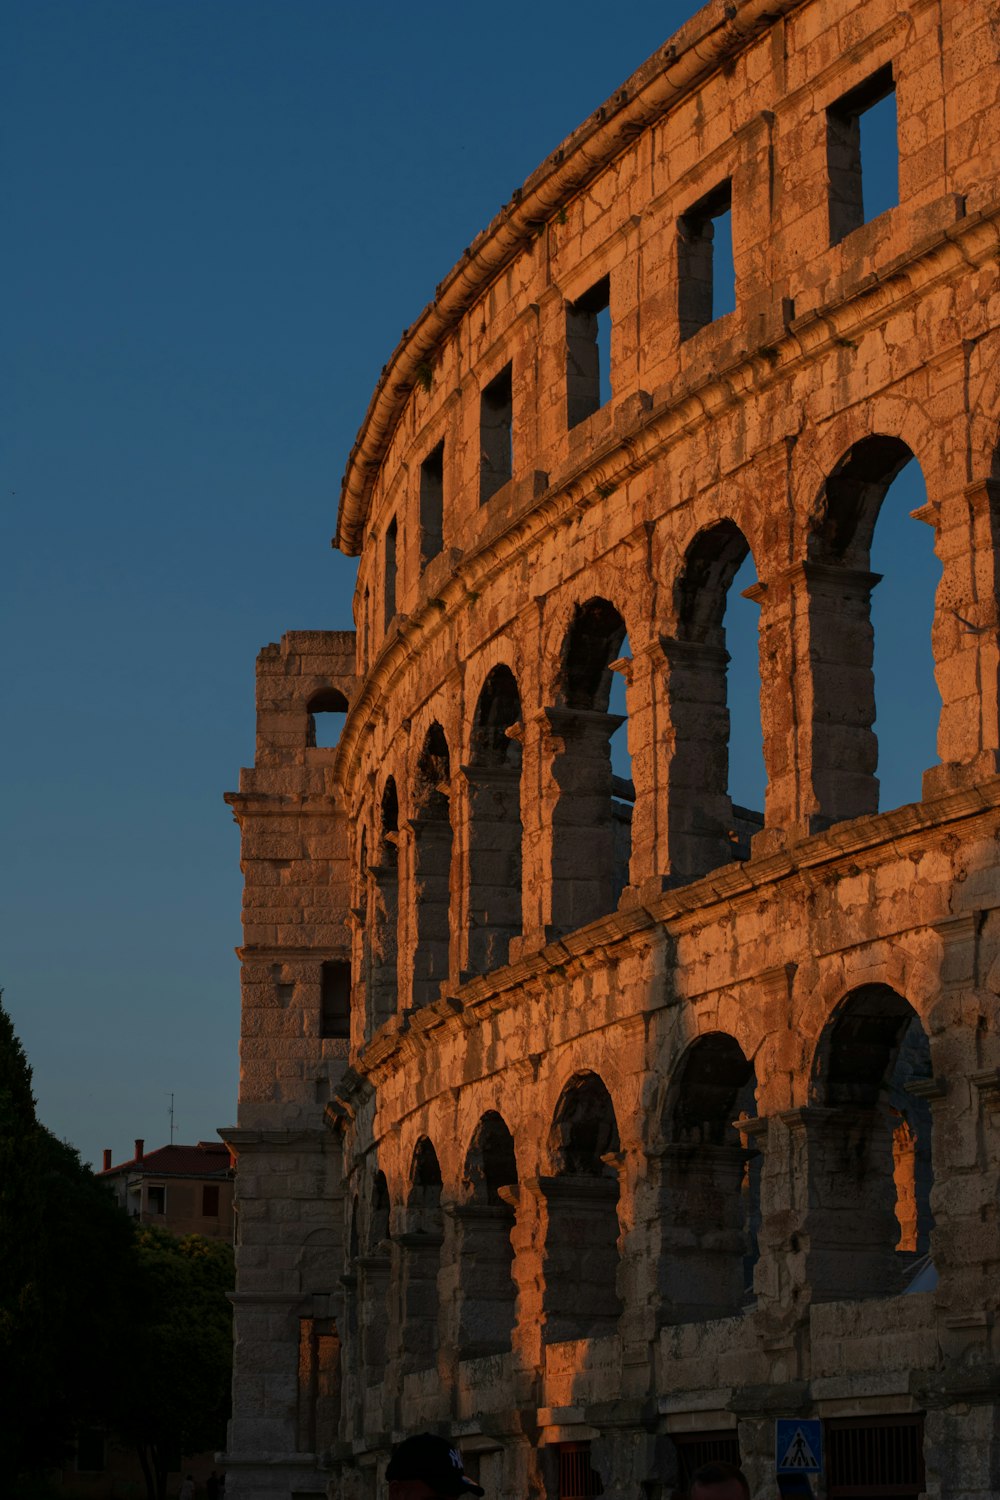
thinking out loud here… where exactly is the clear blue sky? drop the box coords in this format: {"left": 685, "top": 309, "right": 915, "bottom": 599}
{"left": 3, "top": 2, "right": 938, "bottom": 1169}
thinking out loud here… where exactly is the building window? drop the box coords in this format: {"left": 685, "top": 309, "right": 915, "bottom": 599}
{"left": 826, "top": 1414, "right": 924, "bottom": 1499}
{"left": 306, "top": 687, "right": 348, "bottom": 750}
{"left": 147, "top": 1184, "right": 166, "bottom": 1215}
{"left": 678, "top": 180, "right": 734, "bottom": 340}
{"left": 671, "top": 1432, "right": 742, "bottom": 1492}
{"left": 827, "top": 65, "right": 897, "bottom": 245}
{"left": 557, "top": 1443, "right": 602, "bottom": 1500}
{"left": 566, "top": 275, "right": 611, "bottom": 428}
{"left": 320, "top": 959, "right": 351, "bottom": 1039}
{"left": 384, "top": 517, "right": 398, "bottom": 631}
{"left": 202, "top": 1184, "right": 220, "bottom": 1217}
{"left": 419, "top": 441, "right": 445, "bottom": 568}
{"left": 479, "top": 363, "right": 513, "bottom": 504}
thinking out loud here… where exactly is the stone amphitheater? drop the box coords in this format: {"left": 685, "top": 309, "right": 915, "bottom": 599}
{"left": 222, "top": 2, "right": 1000, "bottom": 1497}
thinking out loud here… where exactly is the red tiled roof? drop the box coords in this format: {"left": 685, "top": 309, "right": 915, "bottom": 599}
{"left": 101, "top": 1141, "right": 233, "bottom": 1178}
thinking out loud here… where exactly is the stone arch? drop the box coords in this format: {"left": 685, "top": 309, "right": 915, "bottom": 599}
{"left": 411, "top": 722, "right": 453, "bottom": 1008}
{"left": 455, "top": 1112, "right": 519, "bottom": 1359}
{"left": 400, "top": 1137, "right": 444, "bottom": 1375}
{"left": 803, "top": 434, "right": 941, "bottom": 818}
{"left": 466, "top": 665, "right": 523, "bottom": 975}
{"left": 367, "top": 778, "right": 400, "bottom": 1037}
{"left": 541, "top": 1071, "right": 623, "bottom": 1342}
{"left": 663, "top": 521, "right": 763, "bottom": 880}
{"left": 549, "top": 597, "right": 632, "bottom": 932}
{"left": 657, "top": 1033, "right": 759, "bottom": 1325}
{"left": 804, "top": 984, "right": 934, "bottom": 1302}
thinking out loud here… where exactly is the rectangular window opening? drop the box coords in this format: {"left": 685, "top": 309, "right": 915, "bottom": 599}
{"left": 557, "top": 1443, "right": 602, "bottom": 1500}
{"left": 479, "top": 362, "right": 513, "bottom": 504}
{"left": 321, "top": 959, "right": 352, "bottom": 1039}
{"left": 566, "top": 275, "right": 611, "bottom": 428}
{"left": 671, "top": 1431, "right": 742, "bottom": 1492}
{"left": 827, "top": 65, "right": 897, "bottom": 245}
{"left": 678, "top": 180, "right": 734, "bottom": 341}
{"left": 383, "top": 517, "right": 398, "bottom": 631}
{"left": 147, "top": 1184, "right": 166, "bottom": 1215}
{"left": 419, "top": 441, "right": 445, "bottom": 568}
{"left": 202, "top": 1183, "right": 220, "bottom": 1217}
{"left": 826, "top": 1414, "right": 924, "bottom": 1499}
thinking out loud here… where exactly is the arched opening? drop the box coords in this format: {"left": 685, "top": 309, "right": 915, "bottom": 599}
{"left": 307, "top": 687, "right": 349, "bottom": 749}
{"left": 467, "top": 666, "right": 523, "bottom": 975}
{"left": 542, "top": 1072, "right": 622, "bottom": 1342}
{"left": 666, "top": 522, "right": 763, "bottom": 881}
{"left": 808, "top": 438, "right": 941, "bottom": 819}
{"left": 807, "top": 985, "right": 934, "bottom": 1301}
{"left": 456, "top": 1112, "right": 518, "bottom": 1359}
{"left": 359, "top": 1171, "right": 391, "bottom": 1390}
{"left": 658, "top": 1034, "right": 759, "bottom": 1324}
{"left": 401, "top": 1140, "right": 444, "bottom": 1375}
{"left": 550, "top": 598, "right": 630, "bottom": 933}
{"left": 368, "top": 780, "right": 399, "bottom": 1037}
{"left": 412, "top": 724, "right": 453, "bottom": 1008}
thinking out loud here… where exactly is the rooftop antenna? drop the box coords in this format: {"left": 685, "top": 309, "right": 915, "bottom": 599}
{"left": 168, "top": 1092, "right": 175, "bottom": 1145}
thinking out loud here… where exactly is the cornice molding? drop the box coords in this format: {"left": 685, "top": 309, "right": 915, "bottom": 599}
{"left": 332, "top": 202, "right": 1000, "bottom": 799}
{"left": 334, "top": 0, "right": 804, "bottom": 554}
{"left": 337, "top": 777, "right": 1000, "bottom": 1103}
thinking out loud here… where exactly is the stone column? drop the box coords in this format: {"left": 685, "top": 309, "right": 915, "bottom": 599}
{"left": 618, "top": 643, "right": 663, "bottom": 891}
{"left": 408, "top": 815, "right": 453, "bottom": 1009}
{"left": 462, "top": 763, "right": 523, "bottom": 976}
{"left": 510, "top": 711, "right": 555, "bottom": 954}
{"left": 458, "top": 1202, "right": 518, "bottom": 1358}
{"left": 923, "top": 478, "right": 1000, "bottom": 796}
{"left": 356, "top": 1253, "right": 391, "bottom": 1391}
{"left": 655, "top": 1143, "right": 751, "bottom": 1325}
{"left": 396, "top": 1229, "right": 444, "bottom": 1377}
{"left": 547, "top": 708, "right": 625, "bottom": 934}
{"left": 657, "top": 635, "right": 737, "bottom": 880}
{"left": 536, "top": 1173, "right": 623, "bottom": 1343}
{"left": 778, "top": 1106, "right": 901, "bottom": 1305}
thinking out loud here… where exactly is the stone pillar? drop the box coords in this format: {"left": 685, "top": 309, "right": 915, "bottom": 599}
{"left": 779, "top": 1106, "right": 901, "bottom": 1305}
{"left": 510, "top": 711, "right": 555, "bottom": 953}
{"left": 397, "top": 1229, "right": 444, "bottom": 1376}
{"left": 462, "top": 763, "right": 523, "bottom": 976}
{"left": 536, "top": 1173, "right": 623, "bottom": 1343}
{"left": 357, "top": 1253, "right": 391, "bottom": 1388}
{"left": 655, "top": 1143, "right": 751, "bottom": 1325}
{"left": 658, "top": 636, "right": 735, "bottom": 881}
{"left": 450, "top": 1201, "right": 518, "bottom": 1360}
{"left": 618, "top": 644, "right": 661, "bottom": 890}
{"left": 497, "top": 1182, "right": 546, "bottom": 1392}
{"left": 548, "top": 707, "right": 625, "bottom": 934}
{"left": 338, "top": 1267, "right": 359, "bottom": 1442}
{"left": 408, "top": 815, "right": 453, "bottom": 1009}
{"left": 923, "top": 479, "right": 1000, "bottom": 796}
{"left": 367, "top": 848, "right": 399, "bottom": 1036}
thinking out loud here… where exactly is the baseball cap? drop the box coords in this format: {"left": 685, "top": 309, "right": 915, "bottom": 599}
{"left": 386, "top": 1434, "right": 485, "bottom": 1497}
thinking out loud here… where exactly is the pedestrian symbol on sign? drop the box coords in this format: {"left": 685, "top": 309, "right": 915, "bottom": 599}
{"left": 775, "top": 1418, "right": 823, "bottom": 1475}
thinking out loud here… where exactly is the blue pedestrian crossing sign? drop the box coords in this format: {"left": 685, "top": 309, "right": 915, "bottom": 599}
{"left": 775, "top": 1418, "right": 823, "bottom": 1474}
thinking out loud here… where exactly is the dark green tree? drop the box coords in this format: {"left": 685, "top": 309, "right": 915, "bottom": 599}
{"left": 0, "top": 992, "right": 136, "bottom": 1480}
{"left": 120, "top": 1227, "right": 235, "bottom": 1500}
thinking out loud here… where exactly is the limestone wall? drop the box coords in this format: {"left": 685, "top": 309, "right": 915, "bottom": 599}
{"left": 225, "top": 0, "right": 1000, "bottom": 1496}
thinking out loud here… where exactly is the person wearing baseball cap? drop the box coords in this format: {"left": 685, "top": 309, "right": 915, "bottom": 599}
{"left": 386, "top": 1433, "right": 485, "bottom": 1500}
